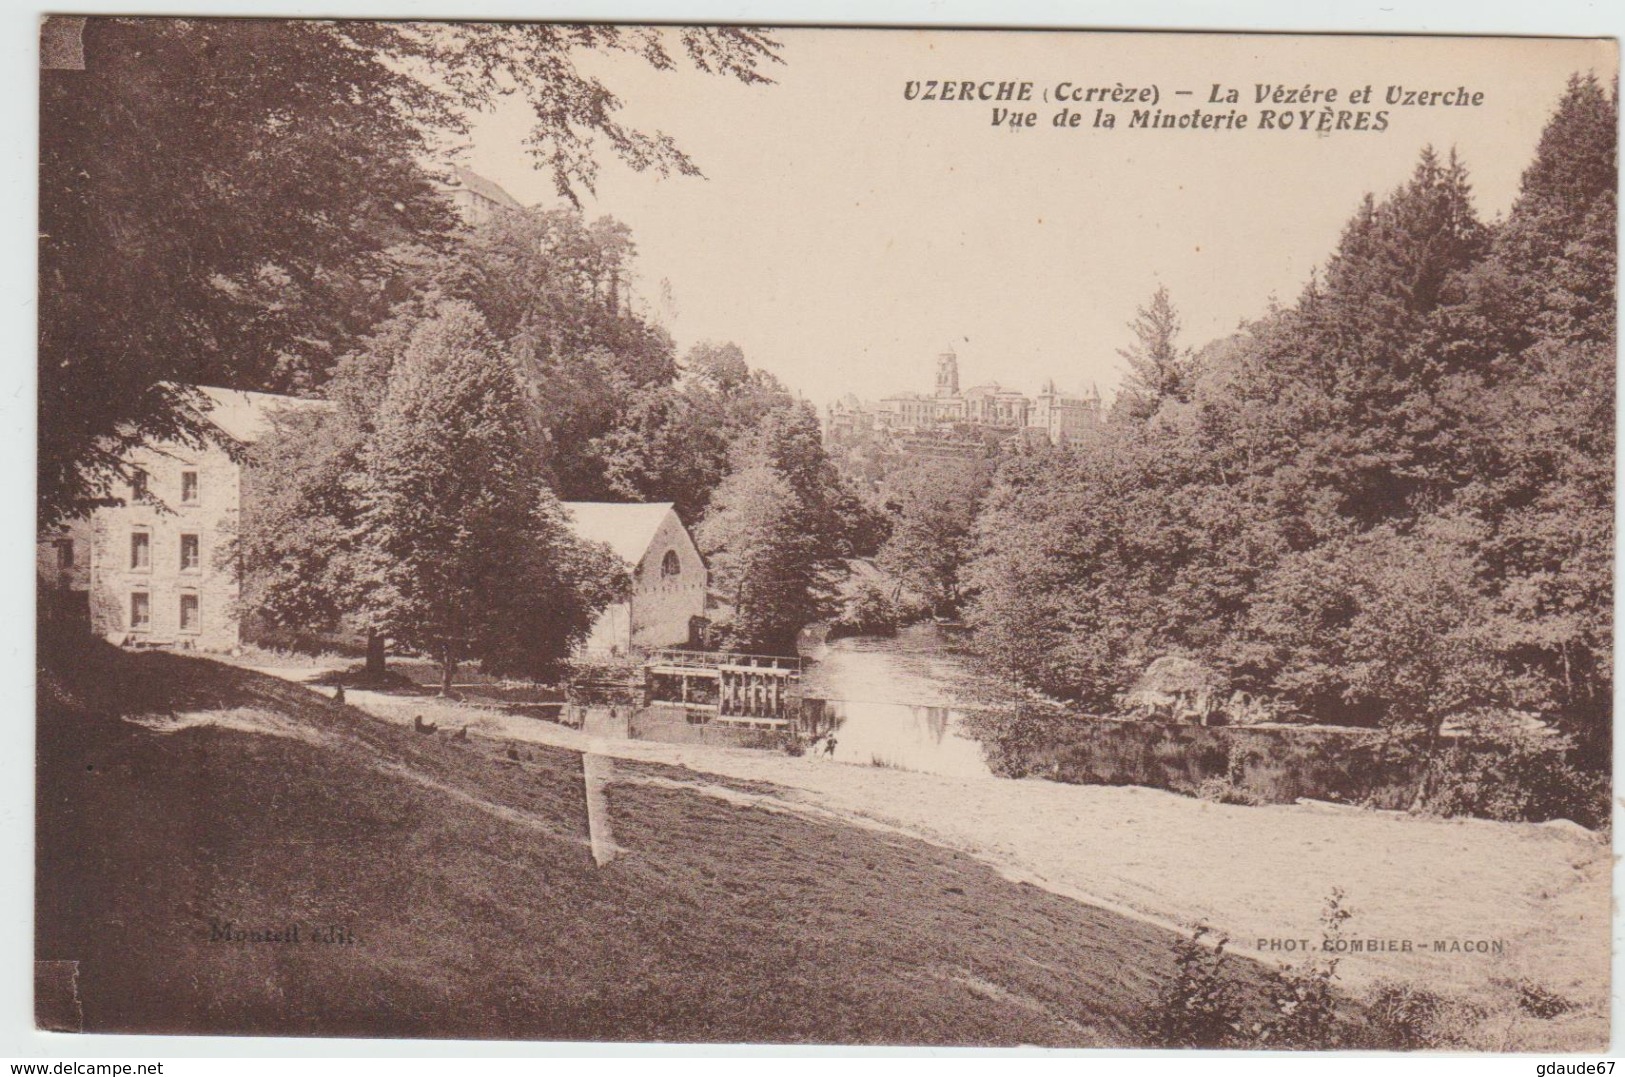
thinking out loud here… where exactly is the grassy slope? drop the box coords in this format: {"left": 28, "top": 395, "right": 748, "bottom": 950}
{"left": 38, "top": 638, "right": 1264, "bottom": 1046}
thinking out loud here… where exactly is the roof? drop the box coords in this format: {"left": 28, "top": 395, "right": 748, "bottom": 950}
{"left": 190, "top": 386, "right": 334, "bottom": 445}
{"left": 561, "top": 502, "right": 679, "bottom": 566}
{"left": 445, "top": 166, "right": 523, "bottom": 211}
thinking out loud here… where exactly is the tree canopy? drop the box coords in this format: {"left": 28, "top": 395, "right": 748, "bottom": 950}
{"left": 39, "top": 17, "right": 780, "bottom": 525}
{"left": 966, "top": 76, "right": 1616, "bottom": 758}
{"left": 355, "top": 301, "right": 624, "bottom": 689}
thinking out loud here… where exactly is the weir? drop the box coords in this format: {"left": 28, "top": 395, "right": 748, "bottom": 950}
{"left": 643, "top": 648, "right": 802, "bottom": 726}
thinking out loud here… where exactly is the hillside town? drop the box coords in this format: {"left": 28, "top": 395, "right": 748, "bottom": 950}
{"left": 823, "top": 348, "right": 1104, "bottom": 489}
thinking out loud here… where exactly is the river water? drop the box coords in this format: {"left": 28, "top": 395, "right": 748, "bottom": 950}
{"left": 477, "top": 623, "right": 1017, "bottom": 778}
{"left": 796, "top": 624, "right": 999, "bottom": 778}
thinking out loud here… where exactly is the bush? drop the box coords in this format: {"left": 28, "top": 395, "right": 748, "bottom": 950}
{"left": 1145, "top": 923, "right": 1245, "bottom": 1048}
{"left": 1423, "top": 729, "right": 1608, "bottom": 829}
{"left": 1145, "top": 891, "right": 1583, "bottom": 1052}
{"left": 1253, "top": 889, "right": 1350, "bottom": 1048}
{"left": 1508, "top": 978, "right": 1574, "bottom": 1019}
{"left": 1195, "top": 776, "right": 1264, "bottom": 806}
{"left": 829, "top": 579, "right": 899, "bottom": 639}
{"left": 1357, "top": 980, "right": 1482, "bottom": 1049}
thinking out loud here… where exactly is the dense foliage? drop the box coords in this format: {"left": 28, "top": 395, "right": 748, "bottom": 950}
{"left": 966, "top": 77, "right": 1616, "bottom": 761}
{"left": 699, "top": 405, "right": 879, "bottom": 653}
{"left": 359, "top": 303, "right": 624, "bottom": 688}
{"left": 40, "top": 17, "right": 779, "bottom": 525}
{"left": 245, "top": 208, "right": 867, "bottom": 665}
{"left": 876, "top": 457, "right": 992, "bottom": 617}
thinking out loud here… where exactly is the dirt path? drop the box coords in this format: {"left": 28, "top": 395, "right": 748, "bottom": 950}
{"left": 310, "top": 681, "right": 1607, "bottom": 1008}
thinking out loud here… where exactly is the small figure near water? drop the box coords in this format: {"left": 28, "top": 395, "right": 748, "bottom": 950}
{"left": 332, "top": 684, "right": 345, "bottom": 705}
{"left": 823, "top": 734, "right": 838, "bottom": 757}
{"left": 413, "top": 714, "right": 437, "bottom": 734}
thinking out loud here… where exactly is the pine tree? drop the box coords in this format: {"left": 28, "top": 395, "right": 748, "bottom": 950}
{"left": 1458, "top": 75, "right": 1617, "bottom": 752}
{"left": 1113, "top": 286, "right": 1195, "bottom": 423}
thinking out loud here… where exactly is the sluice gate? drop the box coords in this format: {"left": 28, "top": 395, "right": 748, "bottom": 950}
{"left": 643, "top": 648, "right": 802, "bottom": 726}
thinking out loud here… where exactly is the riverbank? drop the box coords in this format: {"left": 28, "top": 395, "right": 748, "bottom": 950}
{"left": 41, "top": 639, "right": 1251, "bottom": 1045}
{"left": 313, "top": 674, "right": 1608, "bottom": 1042}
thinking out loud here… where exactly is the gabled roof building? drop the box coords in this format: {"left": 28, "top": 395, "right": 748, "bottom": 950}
{"left": 561, "top": 502, "right": 709, "bottom": 658}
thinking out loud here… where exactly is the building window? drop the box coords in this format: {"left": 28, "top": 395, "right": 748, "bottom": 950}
{"left": 131, "top": 468, "right": 148, "bottom": 500}
{"left": 181, "top": 470, "right": 200, "bottom": 505}
{"left": 180, "top": 533, "right": 200, "bottom": 571}
{"left": 179, "top": 593, "right": 199, "bottom": 633}
{"left": 130, "top": 592, "right": 150, "bottom": 630}
{"left": 130, "top": 531, "right": 150, "bottom": 570}
{"left": 54, "top": 539, "right": 74, "bottom": 569}
{"left": 661, "top": 550, "right": 681, "bottom": 578}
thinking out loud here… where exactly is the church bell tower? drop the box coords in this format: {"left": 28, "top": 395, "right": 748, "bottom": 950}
{"left": 935, "top": 347, "right": 960, "bottom": 397}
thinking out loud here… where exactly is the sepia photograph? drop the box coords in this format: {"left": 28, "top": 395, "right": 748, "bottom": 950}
{"left": 31, "top": 13, "right": 1618, "bottom": 1054}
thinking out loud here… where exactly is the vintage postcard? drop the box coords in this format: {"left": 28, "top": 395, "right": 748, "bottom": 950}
{"left": 35, "top": 17, "right": 1616, "bottom": 1051}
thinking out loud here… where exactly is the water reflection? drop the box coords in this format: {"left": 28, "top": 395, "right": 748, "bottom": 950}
{"left": 801, "top": 697, "right": 992, "bottom": 778}
{"left": 474, "top": 624, "right": 1024, "bottom": 777}
{"left": 795, "top": 623, "right": 1002, "bottom": 777}
{"left": 568, "top": 703, "right": 783, "bottom": 751}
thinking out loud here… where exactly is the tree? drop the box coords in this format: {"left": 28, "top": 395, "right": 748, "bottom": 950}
{"left": 237, "top": 319, "right": 415, "bottom": 676}
{"left": 1488, "top": 74, "right": 1618, "bottom": 348}
{"left": 696, "top": 424, "right": 846, "bottom": 655}
{"left": 356, "top": 301, "right": 623, "bottom": 691}
{"left": 1112, "top": 286, "right": 1196, "bottom": 423}
{"left": 1244, "top": 519, "right": 1500, "bottom": 733}
{"left": 1453, "top": 76, "right": 1617, "bottom": 753}
{"left": 39, "top": 17, "right": 781, "bottom": 526}
{"left": 593, "top": 341, "right": 800, "bottom": 520}
{"left": 877, "top": 458, "right": 991, "bottom": 617}
{"left": 239, "top": 403, "right": 383, "bottom": 672}
{"left": 434, "top": 207, "right": 681, "bottom": 486}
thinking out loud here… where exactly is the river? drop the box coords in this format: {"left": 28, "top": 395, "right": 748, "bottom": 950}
{"left": 797, "top": 623, "right": 1000, "bottom": 779}
{"left": 553, "top": 623, "right": 1010, "bottom": 778}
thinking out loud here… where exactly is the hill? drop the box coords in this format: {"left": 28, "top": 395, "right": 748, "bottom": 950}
{"left": 36, "top": 635, "right": 1242, "bottom": 1045}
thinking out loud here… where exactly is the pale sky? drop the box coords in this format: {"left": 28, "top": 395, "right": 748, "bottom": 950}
{"left": 462, "top": 29, "right": 1615, "bottom": 407}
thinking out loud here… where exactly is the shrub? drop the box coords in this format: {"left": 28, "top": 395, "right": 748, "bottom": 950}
{"left": 1195, "top": 776, "right": 1264, "bottom": 806}
{"left": 1253, "top": 889, "right": 1350, "bottom": 1048}
{"left": 1145, "top": 923, "right": 1245, "bottom": 1048}
{"left": 1508, "top": 978, "right": 1574, "bottom": 1019}
{"left": 829, "top": 579, "right": 899, "bottom": 639}
{"left": 1423, "top": 726, "right": 1608, "bottom": 829}
{"left": 1357, "top": 980, "right": 1481, "bottom": 1049}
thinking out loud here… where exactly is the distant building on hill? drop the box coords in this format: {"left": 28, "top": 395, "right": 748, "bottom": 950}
{"left": 825, "top": 346, "right": 1103, "bottom": 449}
{"left": 561, "top": 502, "right": 709, "bottom": 658}
{"left": 433, "top": 165, "right": 524, "bottom": 225}
{"left": 1031, "top": 378, "right": 1101, "bottom": 444}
